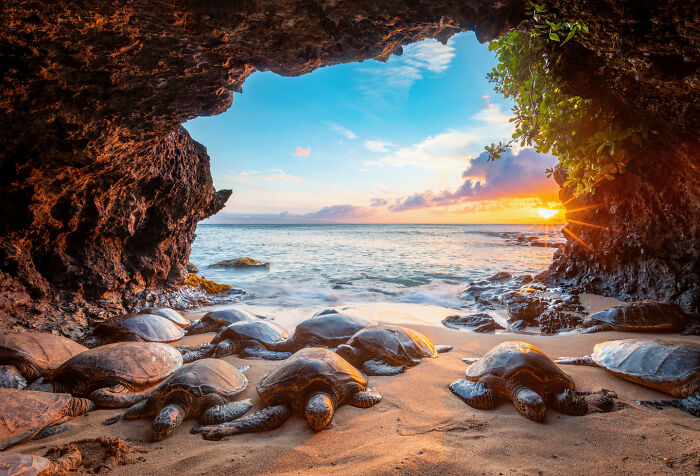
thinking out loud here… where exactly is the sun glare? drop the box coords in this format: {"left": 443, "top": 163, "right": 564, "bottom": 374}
{"left": 536, "top": 208, "right": 558, "bottom": 220}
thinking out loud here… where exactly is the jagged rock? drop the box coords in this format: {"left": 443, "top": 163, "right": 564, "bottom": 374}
{"left": 185, "top": 274, "right": 232, "bottom": 295}
{"left": 503, "top": 290, "right": 546, "bottom": 325}
{"left": 211, "top": 258, "right": 270, "bottom": 269}
{"left": 537, "top": 309, "right": 582, "bottom": 334}
{"left": 487, "top": 272, "right": 512, "bottom": 281}
{"left": 186, "top": 262, "right": 198, "bottom": 274}
{"left": 442, "top": 313, "right": 504, "bottom": 332}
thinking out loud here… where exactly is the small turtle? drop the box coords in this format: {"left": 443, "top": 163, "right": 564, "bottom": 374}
{"left": 34, "top": 342, "right": 182, "bottom": 408}
{"left": 265, "top": 313, "right": 371, "bottom": 353}
{"left": 83, "top": 314, "right": 185, "bottom": 347}
{"left": 142, "top": 308, "right": 190, "bottom": 328}
{"left": 581, "top": 301, "right": 686, "bottom": 333}
{"left": 450, "top": 341, "right": 588, "bottom": 422}
{"left": 556, "top": 339, "right": 700, "bottom": 417}
{"left": 178, "top": 321, "right": 292, "bottom": 363}
{"left": 186, "top": 308, "right": 256, "bottom": 335}
{"left": 336, "top": 325, "right": 452, "bottom": 375}
{"left": 0, "top": 446, "right": 82, "bottom": 475}
{"left": 0, "top": 333, "right": 87, "bottom": 389}
{"left": 107, "top": 359, "right": 253, "bottom": 440}
{"left": 192, "top": 347, "right": 381, "bottom": 439}
{"left": 0, "top": 389, "right": 94, "bottom": 450}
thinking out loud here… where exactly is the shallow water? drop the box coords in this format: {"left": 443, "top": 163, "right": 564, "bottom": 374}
{"left": 189, "top": 224, "right": 562, "bottom": 311}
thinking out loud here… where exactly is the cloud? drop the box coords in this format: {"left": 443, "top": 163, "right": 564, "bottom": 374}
{"left": 364, "top": 140, "right": 396, "bottom": 153}
{"left": 325, "top": 122, "right": 357, "bottom": 140}
{"left": 258, "top": 169, "right": 304, "bottom": 183}
{"left": 386, "top": 148, "right": 559, "bottom": 212}
{"left": 205, "top": 204, "right": 375, "bottom": 224}
{"left": 295, "top": 146, "right": 310, "bottom": 157}
{"left": 370, "top": 198, "right": 389, "bottom": 207}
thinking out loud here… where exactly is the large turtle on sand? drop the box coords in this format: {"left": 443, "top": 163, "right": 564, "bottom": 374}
{"left": 83, "top": 314, "right": 185, "bottom": 347}
{"left": 32, "top": 342, "right": 182, "bottom": 408}
{"left": 142, "top": 308, "right": 190, "bottom": 328}
{"left": 336, "top": 325, "right": 452, "bottom": 375}
{"left": 556, "top": 339, "right": 700, "bottom": 417}
{"left": 0, "top": 447, "right": 82, "bottom": 475}
{"left": 177, "top": 321, "right": 292, "bottom": 363}
{"left": 192, "top": 347, "right": 381, "bottom": 439}
{"left": 581, "top": 301, "right": 686, "bottom": 333}
{"left": 0, "top": 389, "right": 94, "bottom": 450}
{"left": 104, "top": 359, "right": 252, "bottom": 440}
{"left": 450, "top": 341, "right": 588, "bottom": 422}
{"left": 0, "top": 333, "right": 87, "bottom": 389}
{"left": 186, "top": 308, "right": 256, "bottom": 335}
{"left": 265, "top": 313, "right": 371, "bottom": 353}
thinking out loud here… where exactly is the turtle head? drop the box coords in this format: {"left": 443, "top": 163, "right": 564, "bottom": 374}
{"left": 153, "top": 404, "right": 185, "bottom": 441}
{"left": 335, "top": 344, "right": 360, "bottom": 365}
{"left": 213, "top": 340, "right": 239, "bottom": 358}
{"left": 305, "top": 392, "right": 335, "bottom": 431}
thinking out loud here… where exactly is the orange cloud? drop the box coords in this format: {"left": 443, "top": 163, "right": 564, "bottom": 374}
{"left": 295, "top": 146, "right": 311, "bottom": 157}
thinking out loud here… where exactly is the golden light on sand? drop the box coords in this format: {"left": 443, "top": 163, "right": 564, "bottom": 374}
{"left": 536, "top": 208, "right": 558, "bottom": 220}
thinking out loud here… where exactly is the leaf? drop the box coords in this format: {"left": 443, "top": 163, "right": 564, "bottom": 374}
{"left": 549, "top": 32, "right": 560, "bottom": 42}
{"left": 488, "top": 41, "right": 498, "bottom": 51}
{"left": 561, "top": 29, "right": 576, "bottom": 46}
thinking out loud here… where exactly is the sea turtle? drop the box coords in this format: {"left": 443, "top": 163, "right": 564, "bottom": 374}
{"left": 33, "top": 342, "right": 182, "bottom": 408}
{"left": 192, "top": 347, "right": 382, "bottom": 439}
{"left": 336, "top": 325, "right": 452, "bottom": 375}
{"left": 0, "top": 332, "right": 87, "bottom": 389}
{"left": 581, "top": 301, "right": 686, "bottom": 333}
{"left": 142, "top": 308, "right": 190, "bottom": 328}
{"left": 0, "top": 447, "right": 82, "bottom": 475}
{"left": 450, "top": 341, "right": 588, "bottom": 422}
{"left": 186, "top": 308, "right": 256, "bottom": 335}
{"left": 178, "top": 321, "right": 292, "bottom": 363}
{"left": 83, "top": 313, "right": 185, "bottom": 347}
{"left": 556, "top": 339, "right": 700, "bottom": 417}
{"left": 106, "top": 359, "right": 253, "bottom": 440}
{"left": 265, "top": 313, "right": 371, "bottom": 353}
{"left": 0, "top": 389, "right": 94, "bottom": 450}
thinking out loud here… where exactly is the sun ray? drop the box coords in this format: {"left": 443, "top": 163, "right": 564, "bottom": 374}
{"left": 561, "top": 226, "right": 594, "bottom": 252}
{"left": 567, "top": 219, "right": 620, "bottom": 233}
{"left": 564, "top": 203, "right": 610, "bottom": 214}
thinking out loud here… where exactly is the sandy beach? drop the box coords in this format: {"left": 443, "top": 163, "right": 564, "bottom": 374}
{"left": 10, "top": 299, "right": 700, "bottom": 475}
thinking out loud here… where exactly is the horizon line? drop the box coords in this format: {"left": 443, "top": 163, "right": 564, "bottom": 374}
{"left": 198, "top": 222, "right": 567, "bottom": 226}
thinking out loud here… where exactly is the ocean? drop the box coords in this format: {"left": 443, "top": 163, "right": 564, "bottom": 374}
{"left": 189, "top": 224, "right": 563, "bottom": 311}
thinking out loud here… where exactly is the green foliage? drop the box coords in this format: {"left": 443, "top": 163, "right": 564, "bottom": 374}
{"left": 485, "top": 2, "right": 645, "bottom": 192}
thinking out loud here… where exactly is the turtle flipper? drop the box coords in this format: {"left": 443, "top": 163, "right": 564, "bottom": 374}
{"left": 0, "top": 365, "right": 27, "bottom": 389}
{"left": 348, "top": 388, "right": 382, "bottom": 408}
{"left": 449, "top": 380, "right": 496, "bottom": 410}
{"left": 32, "top": 423, "right": 71, "bottom": 440}
{"left": 362, "top": 359, "right": 405, "bottom": 376}
{"left": 46, "top": 445, "right": 82, "bottom": 473}
{"left": 153, "top": 403, "right": 187, "bottom": 441}
{"left": 552, "top": 389, "right": 588, "bottom": 416}
{"left": 435, "top": 345, "right": 452, "bottom": 353}
{"left": 177, "top": 343, "right": 215, "bottom": 363}
{"left": 192, "top": 404, "right": 292, "bottom": 440}
{"left": 240, "top": 346, "right": 292, "bottom": 360}
{"left": 637, "top": 394, "right": 700, "bottom": 418}
{"left": 462, "top": 358, "right": 480, "bottom": 365}
{"left": 64, "top": 396, "right": 96, "bottom": 417}
{"left": 122, "top": 398, "right": 159, "bottom": 420}
{"left": 89, "top": 384, "right": 156, "bottom": 408}
{"left": 554, "top": 356, "right": 597, "bottom": 367}
{"left": 580, "top": 324, "right": 613, "bottom": 334}
{"left": 512, "top": 387, "right": 546, "bottom": 422}
{"left": 200, "top": 399, "right": 254, "bottom": 425}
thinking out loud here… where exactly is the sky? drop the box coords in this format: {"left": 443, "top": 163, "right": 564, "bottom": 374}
{"left": 184, "top": 32, "right": 564, "bottom": 224}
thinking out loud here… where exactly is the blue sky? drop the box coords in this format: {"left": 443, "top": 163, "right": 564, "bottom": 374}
{"left": 184, "top": 32, "right": 560, "bottom": 224}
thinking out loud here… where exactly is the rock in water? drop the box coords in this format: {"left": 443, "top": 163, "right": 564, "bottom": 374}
{"left": 442, "top": 314, "right": 504, "bottom": 333}
{"left": 211, "top": 258, "right": 270, "bottom": 269}
{"left": 503, "top": 289, "right": 546, "bottom": 324}
{"left": 537, "top": 309, "right": 582, "bottom": 334}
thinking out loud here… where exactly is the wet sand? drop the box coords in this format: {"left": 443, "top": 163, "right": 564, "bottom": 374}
{"left": 11, "top": 300, "right": 700, "bottom": 475}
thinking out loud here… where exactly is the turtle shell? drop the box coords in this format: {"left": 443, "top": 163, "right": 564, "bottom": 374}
{"left": 0, "top": 333, "right": 87, "bottom": 374}
{"left": 153, "top": 359, "right": 247, "bottom": 400}
{"left": 344, "top": 325, "right": 438, "bottom": 365}
{"left": 211, "top": 321, "right": 289, "bottom": 346}
{"left": 590, "top": 301, "right": 685, "bottom": 331}
{"left": 292, "top": 313, "right": 370, "bottom": 347}
{"left": 591, "top": 339, "right": 700, "bottom": 397}
{"left": 92, "top": 314, "right": 185, "bottom": 343}
{"left": 144, "top": 308, "right": 190, "bottom": 328}
{"left": 257, "top": 347, "right": 366, "bottom": 408}
{"left": 202, "top": 308, "right": 255, "bottom": 326}
{"left": 0, "top": 452, "right": 53, "bottom": 476}
{"left": 466, "top": 341, "right": 574, "bottom": 392}
{"left": 0, "top": 389, "right": 72, "bottom": 450}
{"left": 50, "top": 342, "right": 182, "bottom": 390}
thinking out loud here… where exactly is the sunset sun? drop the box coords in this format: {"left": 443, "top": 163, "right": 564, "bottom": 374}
{"left": 536, "top": 208, "right": 559, "bottom": 220}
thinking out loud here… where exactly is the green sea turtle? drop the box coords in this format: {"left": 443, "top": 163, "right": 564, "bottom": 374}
{"left": 0, "top": 389, "right": 94, "bottom": 450}
{"left": 33, "top": 342, "right": 182, "bottom": 408}
{"left": 556, "top": 339, "right": 700, "bottom": 417}
{"left": 0, "top": 447, "right": 82, "bottom": 475}
{"left": 336, "top": 325, "right": 452, "bottom": 375}
{"left": 186, "top": 308, "right": 256, "bottom": 335}
{"left": 142, "top": 308, "right": 190, "bottom": 328}
{"left": 581, "top": 301, "right": 686, "bottom": 333}
{"left": 265, "top": 313, "right": 371, "bottom": 352}
{"left": 106, "top": 359, "right": 252, "bottom": 440}
{"left": 450, "top": 341, "right": 588, "bottom": 422}
{"left": 178, "top": 321, "right": 292, "bottom": 362}
{"left": 191, "top": 347, "right": 381, "bottom": 439}
{"left": 83, "top": 314, "right": 185, "bottom": 347}
{"left": 0, "top": 333, "right": 87, "bottom": 389}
